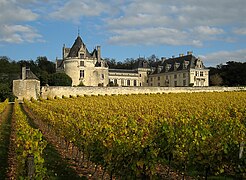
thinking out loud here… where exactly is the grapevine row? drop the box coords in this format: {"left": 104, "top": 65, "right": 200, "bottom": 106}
{"left": 0, "top": 98, "right": 9, "bottom": 114}
{"left": 12, "top": 99, "right": 47, "bottom": 179}
{"left": 24, "top": 92, "right": 246, "bottom": 178}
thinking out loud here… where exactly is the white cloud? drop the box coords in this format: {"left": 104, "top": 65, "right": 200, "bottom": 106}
{"left": 234, "top": 28, "right": 246, "bottom": 35}
{"left": 0, "top": 0, "right": 38, "bottom": 24}
{"left": 0, "top": 0, "right": 43, "bottom": 43}
{"left": 193, "top": 26, "right": 224, "bottom": 35}
{"left": 50, "top": 0, "right": 110, "bottom": 23}
{"left": 0, "top": 24, "right": 43, "bottom": 43}
{"left": 108, "top": 27, "right": 202, "bottom": 46}
{"left": 201, "top": 49, "right": 246, "bottom": 66}
{"left": 105, "top": 0, "right": 246, "bottom": 46}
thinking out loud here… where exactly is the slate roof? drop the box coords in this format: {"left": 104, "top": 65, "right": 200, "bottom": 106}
{"left": 67, "top": 36, "right": 92, "bottom": 58}
{"left": 133, "top": 58, "right": 149, "bottom": 69}
{"left": 56, "top": 59, "right": 63, "bottom": 68}
{"left": 150, "top": 54, "right": 204, "bottom": 74}
{"left": 25, "top": 68, "right": 39, "bottom": 80}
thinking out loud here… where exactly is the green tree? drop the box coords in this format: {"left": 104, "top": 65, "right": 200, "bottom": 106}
{"left": 36, "top": 56, "right": 56, "bottom": 74}
{"left": 48, "top": 73, "right": 72, "bottom": 86}
{"left": 0, "top": 83, "right": 16, "bottom": 102}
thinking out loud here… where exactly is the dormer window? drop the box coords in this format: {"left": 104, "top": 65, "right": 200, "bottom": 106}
{"left": 195, "top": 59, "right": 203, "bottom": 69}
{"left": 80, "top": 53, "right": 84, "bottom": 59}
{"left": 157, "top": 66, "right": 163, "bottom": 73}
{"left": 183, "top": 60, "right": 189, "bottom": 69}
{"left": 174, "top": 63, "right": 180, "bottom": 70}
{"left": 165, "top": 64, "right": 171, "bottom": 72}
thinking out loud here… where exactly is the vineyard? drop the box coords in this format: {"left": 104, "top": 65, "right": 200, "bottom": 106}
{"left": 0, "top": 92, "right": 245, "bottom": 179}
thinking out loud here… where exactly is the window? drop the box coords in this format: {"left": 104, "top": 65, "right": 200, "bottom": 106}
{"left": 139, "top": 74, "right": 141, "bottom": 77}
{"left": 166, "top": 75, "right": 168, "bottom": 80}
{"left": 158, "top": 76, "right": 160, "bottom": 81}
{"left": 80, "top": 61, "right": 84, "bottom": 66}
{"left": 134, "top": 80, "right": 137, "bottom": 86}
{"left": 80, "top": 53, "right": 84, "bottom": 59}
{"left": 183, "top": 80, "right": 186, "bottom": 86}
{"left": 165, "top": 64, "right": 171, "bottom": 72}
{"left": 174, "top": 81, "right": 177, "bottom": 86}
{"left": 121, "top": 79, "right": 124, "bottom": 86}
{"left": 80, "top": 70, "right": 84, "bottom": 78}
{"left": 200, "top": 71, "right": 204, "bottom": 76}
{"left": 158, "top": 82, "right": 160, "bottom": 86}
{"left": 174, "top": 74, "right": 177, "bottom": 79}
{"left": 150, "top": 77, "right": 153, "bottom": 81}
{"left": 140, "top": 83, "right": 142, "bottom": 86}
{"left": 146, "top": 80, "right": 149, "bottom": 83}
{"left": 101, "top": 74, "right": 104, "bottom": 79}
{"left": 127, "top": 80, "right": 130, "bottom": 86}
{"left": 183, "top": 73, "right": 186, "bottom": 78}
{"left": 195, "top": 71, "right": 199, "bottom": 76}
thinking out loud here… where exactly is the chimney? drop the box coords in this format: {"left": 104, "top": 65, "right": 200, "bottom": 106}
{"left": 187, "top": 51, "right": 193, "bottom": 55}
{"left": 22, "top": 66, "right": 26, "bottom": 80}
{"left": 161, "top": 57, "right": 166, "bottom": 62}
{"left": 97, "top": 46, "right": 101, "bottom": 62}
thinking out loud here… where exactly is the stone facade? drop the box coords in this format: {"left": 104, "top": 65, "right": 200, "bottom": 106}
{"left": 13, "top": 67, "right": 40, "bottom": 100}
{"left": 148, "top": 53, "right": 209, "bottom": 87}
{"left": 57, "top": 36, "right": 209, "bottom": 87}
{"left": 108, "top": 62, "right": 150, "bottom": 87}
{"left": 56, "top": 36, "right": 109, "bottom": 86}
{"left": 40, "top": 86, "right": 246, "bottom": 99}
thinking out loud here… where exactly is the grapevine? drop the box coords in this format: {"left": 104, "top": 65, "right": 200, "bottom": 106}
{"left": 13, "top": 99, "right": 47, "bottom": 179}
{"left": 24, "top": 92, "right": 246, "bottom": 178}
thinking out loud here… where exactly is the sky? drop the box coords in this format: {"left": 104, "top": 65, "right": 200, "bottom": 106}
{"left": 0, "top": 0, "right": 246, "bottom": 67}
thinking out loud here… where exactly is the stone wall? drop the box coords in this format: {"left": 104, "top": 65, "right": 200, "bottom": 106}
{"left": 13, "top": 79, "right": 40, "bottom": 100}
{"left": 40, "top": 86, "right": 246, "bottom": 99}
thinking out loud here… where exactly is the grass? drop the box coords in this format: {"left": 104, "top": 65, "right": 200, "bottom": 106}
{"left": 0, "top": 104, "right": 13, "bottom": 179}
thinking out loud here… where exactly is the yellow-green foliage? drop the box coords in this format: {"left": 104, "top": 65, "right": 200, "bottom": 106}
{"left": 13, "top": 99, "right": 47, "bottom": 179}
{"left": 24, "top": 92, "right": 246, "bottom": 178}
{"left": 0, "top": 99, "right": 8, "bottom": 114}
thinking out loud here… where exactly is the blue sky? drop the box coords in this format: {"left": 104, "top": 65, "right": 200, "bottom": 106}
{"left": 0, "top": 0, "right": 246, "bottom": 67}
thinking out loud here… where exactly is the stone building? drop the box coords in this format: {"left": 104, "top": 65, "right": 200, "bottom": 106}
{"left": 56, "top": 36, "right": 209, "bottom": 87}
{"left": 148, "top": 52, "right": 209, "bottom": 87}
{"left": 56, "top": 35, "right": 108, "bottom": 86}
{"left": 13, "top": 66, "right": 40, "bottom": 100}
{"left": 108, "top": 59, "right": 150, "bottom": 87}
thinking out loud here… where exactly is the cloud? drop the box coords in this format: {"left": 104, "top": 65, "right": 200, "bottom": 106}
{"left": 0, "top": 25, "right": 43, "bottom": 43}
{"left": 193, "top": 26, "right": 224, "bottom": 35}
{"left": 234, "top": 28, "right": 246, "bottom": 35}
{"left": 105, "top": 0, "right": 246, "bottom": 46}
{"left": 201, "top": 49, "right": 246, "bottom": 66}
{"left": 0, "top": 0, "right": 43, "bottom": 43}
{"left": 0, "top": 0, "right": 38, "bottom": 24}
{"left": 49, "top": 0, "right": 109, "bottom": 23}
{"left": 108, "top": 27, "right": 202, "bottom": 46}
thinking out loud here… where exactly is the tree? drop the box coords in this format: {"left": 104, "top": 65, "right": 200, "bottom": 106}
{"left": 210, "top": 74, "right": 223, "bottom": 86}
{"left": 36, "top": 56, "right": 56, "bottom": 74}
{"left": 48, "top": 73, "right": 72, "bottom": 86}
{"left": 0, "top": 83, "right": 16, "bottom": 102}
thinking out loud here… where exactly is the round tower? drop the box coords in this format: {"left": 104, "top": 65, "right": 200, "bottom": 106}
{"left": 64, "top": 58, "right": 80, "bottom": 86}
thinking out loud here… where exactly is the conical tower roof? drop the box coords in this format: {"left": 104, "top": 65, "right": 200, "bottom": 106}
{"left": 67, "top": 36, "right": 84, "bottom": 57}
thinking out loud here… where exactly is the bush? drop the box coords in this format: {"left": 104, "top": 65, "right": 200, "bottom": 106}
{"left": 48, "top": 73, "right": 72, "bottom": 86}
